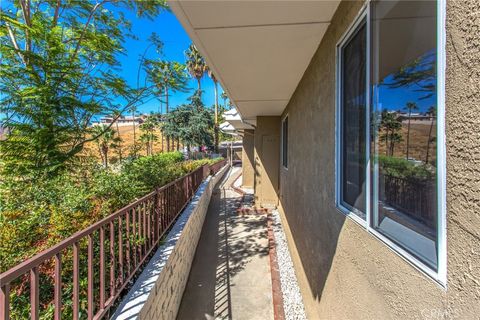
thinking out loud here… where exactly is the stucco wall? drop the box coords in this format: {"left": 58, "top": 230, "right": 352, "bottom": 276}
{"left": 242, "top": 129, "right": 255, "bottom": 188}
{"left": 278, "top": 0, "right": 480, "bottom": 319}
{"left": 254, "top": 116, "right": 281, "bottom": 207}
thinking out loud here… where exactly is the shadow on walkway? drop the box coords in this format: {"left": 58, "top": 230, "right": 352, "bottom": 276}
{"left": 176, "top": 166, "right": 273, "bottom": 320}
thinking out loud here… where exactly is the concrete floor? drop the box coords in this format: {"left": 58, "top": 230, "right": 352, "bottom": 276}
{"left": 176, "top": 166, "right": 274, "bottom": 320}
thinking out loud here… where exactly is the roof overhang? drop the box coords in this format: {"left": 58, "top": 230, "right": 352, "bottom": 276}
{"left": 219, "top": 121, "right": 238, "bottom": 136}
{"left": 223, "top": 108, "right": 255, "bottom": 130}
{"left": 168, "top": 0, "right": 340, "bottom": 120}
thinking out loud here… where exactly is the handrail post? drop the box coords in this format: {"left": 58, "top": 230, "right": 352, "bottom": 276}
{"left": 30, "top": 267, "right": 39, "bottom": 320}
{"left": 54, "top": 253, "right": 62, "bottom": 320}
{"left": 1, "top": 284, "right": 10, "bottom": 320}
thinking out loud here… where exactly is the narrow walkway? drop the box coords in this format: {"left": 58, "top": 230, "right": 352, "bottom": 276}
{"left": 176, "top": 166, "right": 274, "bottom": 320}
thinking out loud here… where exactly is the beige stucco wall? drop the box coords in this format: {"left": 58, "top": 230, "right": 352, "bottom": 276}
{"left": 278, "top": 0, "right": 480, "bottom": 319}
{"left": 242, "top": 129, "right": 255, "bottom": 188}
{"left": 254, "top": 116, "right": 281, "bottom": 207}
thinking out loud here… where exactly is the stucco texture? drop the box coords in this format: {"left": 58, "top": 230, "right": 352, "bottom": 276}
{"left": 254, "top": 116, "right": 281, "bottom": 207}
{"left": 277, "top": 0, "right": 480, "bottom": 319}
{"left": 242, "top": 129, "right": 255, "bottom": 188}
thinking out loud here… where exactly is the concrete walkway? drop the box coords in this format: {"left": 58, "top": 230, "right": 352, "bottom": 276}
{"left": 176, "top": 166, "right": 274, "bottom": 320}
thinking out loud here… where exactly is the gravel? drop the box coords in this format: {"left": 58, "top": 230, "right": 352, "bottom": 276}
{"left": 271, "top": 210, "right": 308, "bottom": 320}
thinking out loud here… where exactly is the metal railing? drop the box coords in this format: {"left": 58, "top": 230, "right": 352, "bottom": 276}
{"left": 0, "top": 160, "right": 226, "bottom": 320}
{"left": 381, "top": 173, "right": 436, "bottom": 229}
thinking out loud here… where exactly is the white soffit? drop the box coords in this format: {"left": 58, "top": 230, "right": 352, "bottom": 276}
{"left": 169, "top": 0, "right": 339, "bottom": 120}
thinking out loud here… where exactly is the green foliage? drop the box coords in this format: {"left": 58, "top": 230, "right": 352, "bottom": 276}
{"left": 185, "top": 44, "right": 207, "bottom": 91}
{"left": 0, "top": 0, "right": 167, "bottom": 178}
{"left": 91, "top": 124, "right": 122, "bottom": 168}
{"left": 0, "top": 152, "right": 221, "bottom": 273}
{"left": 139, "top": 114, "right": 160, "bottom": 155}
{"left": 378, "top": 155, "right": 434, "bottom": 180}
{"left": 163, "top": 91, "right": 214, "bottom": 150}
{"left": 144, "top": 60, "right": 189, "bottom": 99}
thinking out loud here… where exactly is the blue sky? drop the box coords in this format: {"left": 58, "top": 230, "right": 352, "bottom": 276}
{"left": 115, "top": 7, "right": 222, "bottom": 115}
{"left": 377, "top": 51, "right": 437, "bottom": 113}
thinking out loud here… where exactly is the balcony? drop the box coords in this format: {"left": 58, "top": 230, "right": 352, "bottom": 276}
{"left": 0, "top": 161, "right": 305, "bottom": 320}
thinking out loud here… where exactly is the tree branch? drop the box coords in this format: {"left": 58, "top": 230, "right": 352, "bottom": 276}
{"left": 19, "top": 0, "right": 32, "bottom": 53}
{"left": 53, "top": 0, "right": 61, "bottom": 27}
{"left": 70, "top": 0, "right": 108, "bottom": 64}
{"left": 5, "top": 22, "right": 27, "bottom": 66}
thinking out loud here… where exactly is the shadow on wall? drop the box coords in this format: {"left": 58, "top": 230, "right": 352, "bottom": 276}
{"left": 279, "top": 192, "right": 346, "bottom": 305}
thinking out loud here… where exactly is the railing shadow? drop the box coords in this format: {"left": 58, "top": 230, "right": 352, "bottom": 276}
{"left": 177, "top": 166, "right": 269, "bottom": 320}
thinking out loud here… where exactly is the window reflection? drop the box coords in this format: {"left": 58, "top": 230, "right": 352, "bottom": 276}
{"left": 371, "top": 0, "right": 438, "bottom": 269}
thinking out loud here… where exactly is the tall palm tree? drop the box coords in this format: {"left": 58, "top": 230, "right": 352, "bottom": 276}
{"left": 208, "top": 68, "right": 219, "bottom": 153}
{"left": 221, "top": 91, "right": 228, "bottom": 113}
{"left": 404, "top": 101, "right": 418, "bottom": 160}
{"left": 91, "top": 125, "right": 120, "bottom": 168}
{"left": 145, "top": 60, "right": 188, "bottom": 152}
{"left": 185, "top": 44, "right": 207, "bottom": 92}
{"left": 425, "top": 106, "right": 437, "bottom": 164}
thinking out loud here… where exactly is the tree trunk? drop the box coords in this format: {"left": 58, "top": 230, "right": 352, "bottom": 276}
{"left": 160, "top": 100, "right": 165, "bottom": 153}
{"left": 116, "top": 121, "right": 122, "bottom": 162}
{"left": 132, "top": 109, "right": 137, "bottom": 157}
{"left": 385, "top": 128, "right": 390, "bottom": 156}
{"left": 102, "top": 145, "right": 109, "bottom": 168}
{"left": 177, "top": 137, "right": 180, "bottom": 151}
{"left": 406, "top": 111, "right": 411, "bottom": 160}
{"left": 98, "top": 144, "right": 105, "bottom": 168}
{"left": 165, "top": 86, "right": 170, "bottom": 152}
{"left": 425, "top": 117, "right": 434, "bottom": 164}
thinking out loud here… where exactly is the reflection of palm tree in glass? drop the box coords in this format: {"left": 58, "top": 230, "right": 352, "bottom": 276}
{"left": 425, "top": 106, "right": 436, "bottom": 165}
{"left": 404, "top": 101, "right": 418, "bottom": 160}
{"left": 380, "top": 111, "right": 403, "bottom": 156}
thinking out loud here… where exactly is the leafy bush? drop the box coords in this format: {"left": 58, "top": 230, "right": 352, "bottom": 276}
{"left": 0, "top": 152, "right": 222, "bottom": 272}
{"left": 378, "top": 155, "right": 434, "bottom": 180}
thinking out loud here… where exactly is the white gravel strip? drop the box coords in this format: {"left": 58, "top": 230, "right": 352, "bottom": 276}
{"left": 271, "top": 210, "right": 307, "bottom": 320}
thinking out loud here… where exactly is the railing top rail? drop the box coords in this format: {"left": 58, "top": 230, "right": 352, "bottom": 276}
{"left": 0, "top": 164, "right": 211, "bottom": 285}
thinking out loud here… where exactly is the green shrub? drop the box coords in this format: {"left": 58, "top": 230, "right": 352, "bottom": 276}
{"left": 0, "top": 152, "right": 223, "bottom": 272}
{"left": 378, "top": 155, "right": 434, "bottom": 180}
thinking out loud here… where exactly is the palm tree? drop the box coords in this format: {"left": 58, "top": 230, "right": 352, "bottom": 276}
{"left": 185, "top": 44, "right": 207, "bottom": 92}
{"left": 425, "top": 106, "right": 437, "bottom": 164}
{"left": 208, "top": 68, "right": 219, "bottom": 153}
{"left": 91, "top": 125, "right": 121, "bottom": 168}
{"left": 404, "top": 101, "right": 418, "bottom": 160}
{"left": 145, "top": 60, "right": 188, "bottom": 152}
{"left": 140, "top": 115, "right": 160, "bottom": 156}
{"left": 380, "top": 111, "right": 403, "bottom": 156}
{"left": 221, "top": 91, "right": 229, "bottom": 113}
